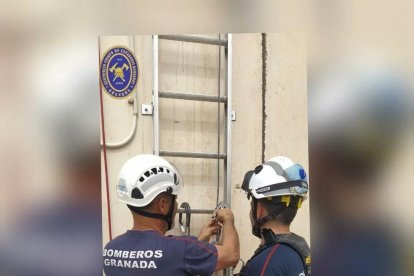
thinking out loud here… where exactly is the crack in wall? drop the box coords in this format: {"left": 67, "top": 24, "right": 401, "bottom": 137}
{"left": 261, "top": 33, "right": 267, "bottom": 163}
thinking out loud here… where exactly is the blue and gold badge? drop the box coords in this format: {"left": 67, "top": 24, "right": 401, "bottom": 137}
{"left": 100, "top": 46, "right": 138, "bottom": 98}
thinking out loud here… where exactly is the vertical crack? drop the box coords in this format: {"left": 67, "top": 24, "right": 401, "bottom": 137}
{"left": 261, "top": 33, "right": 267, "bottom": 163}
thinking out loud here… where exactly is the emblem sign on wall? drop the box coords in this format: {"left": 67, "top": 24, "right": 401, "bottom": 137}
{"left": 100, "top": 46, "right": 139, "bottom": 99}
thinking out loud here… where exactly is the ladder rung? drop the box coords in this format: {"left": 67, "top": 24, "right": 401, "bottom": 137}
{"left": 158, "top": 35, "right": 227, "bottom": 46}
{"left": 159, "top": 91, "right": 227, "bottom": 103}
{"left": 177, "top": 208, "right": 214, "bottom": 214}
{"left": 160, "top": 151, "right": 226, "bottom": 159}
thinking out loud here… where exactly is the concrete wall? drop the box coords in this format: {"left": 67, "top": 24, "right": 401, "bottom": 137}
{"left": 100, "top": 33, "right": 309, "bottom": 271}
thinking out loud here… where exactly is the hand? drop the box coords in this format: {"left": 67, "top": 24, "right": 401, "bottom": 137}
{"left": 198, "top": 220, "right": 222, "bottom": 242}
{"left": 215, "top": 208, "right": 234, "bottom": 224}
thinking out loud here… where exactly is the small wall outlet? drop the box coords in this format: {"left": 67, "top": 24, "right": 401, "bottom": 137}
{"left": 141, "top": 104, "right": 153, "bottom": 115}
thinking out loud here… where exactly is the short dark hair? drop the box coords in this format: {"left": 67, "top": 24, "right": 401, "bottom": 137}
{"left": 127, "top": 192, "right": 173, "bottom": 215}
{"left": 258, "top": 196, "right": 300, "bottom": 225}
{"left": 127, "top": 203, "right": 149, "bottom": 214}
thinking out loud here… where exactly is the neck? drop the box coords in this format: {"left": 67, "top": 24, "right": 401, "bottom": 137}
{"left": 131, "top": 215, "right": 167, "bottom": 235}
{"left": 260, "top": 221, "right": 290, "bottom": 244}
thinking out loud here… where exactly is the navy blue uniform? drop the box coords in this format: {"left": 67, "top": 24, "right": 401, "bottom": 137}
{"left": 244, "top": 243, "right": 305, "bottom": 276}
{"left": 103, "top": 230, "right": 218, "bottom": 276}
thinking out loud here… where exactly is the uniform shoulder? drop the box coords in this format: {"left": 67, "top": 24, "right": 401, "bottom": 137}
{"left": 164, "top": 235, "right": 203, "bottom": 247}
{"left": 104, "top": 230, "right": 161, "bottom": 247}
{"left": 104, "top": 232, "right": 131, "bottom": 248}
{"left": 273, "top": 243, "right": 303, "bottom": 261}
{"left": 247, "top": 244, "right": 304, "bottom": 275}
{"left": 250, "top": 243, "right": 302, "bottom": 268}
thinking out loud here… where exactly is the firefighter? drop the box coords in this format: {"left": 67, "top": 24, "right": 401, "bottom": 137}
{"left": 103, "top": 154, "right": 239, "bottom": 276}
{"left": 239, "top": 156, "right": 311, "bottom": 275}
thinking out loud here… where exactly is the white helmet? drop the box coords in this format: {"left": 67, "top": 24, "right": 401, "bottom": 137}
{"left": 242, "top": 156, "right": 308, "bottom": 201}
{"left": 242, "top": 156, "right": 309, "bottom": 238}
{"left": 117, "top": 154, "right": 181, "bottom": 207}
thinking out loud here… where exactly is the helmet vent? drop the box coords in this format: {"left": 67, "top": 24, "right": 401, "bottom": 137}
{"left": 131, "top": 188, "right": 144, "bottom": 199}
{"left": 138, "top": 166, "right": 177, "bottom": 192}
{"left": 254, "top": 165, "right": 263, "bottom": 174}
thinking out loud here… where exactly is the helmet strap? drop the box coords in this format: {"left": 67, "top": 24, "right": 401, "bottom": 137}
{"left": 127, "top": 194, "right": 177, "bottom": 231}
{"left": 165, "top": 195, "right": 176, "bottom": 230}
{"left": 252, "top": 198, "right": 296, "bottom": 238}
{"left": 251, "top": 198, "right": 261, "bottom": 238}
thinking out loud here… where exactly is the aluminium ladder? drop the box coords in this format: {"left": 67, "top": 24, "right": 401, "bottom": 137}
{"left": 152, "top": 34, "right": 232, "bottom": 211}
{"left": 152, "top": 36, "right": 233, "bottom": 275}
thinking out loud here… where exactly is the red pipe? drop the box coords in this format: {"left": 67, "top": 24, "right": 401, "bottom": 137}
{"left": 98, "top": 37, "right": 113, "bottom": 240}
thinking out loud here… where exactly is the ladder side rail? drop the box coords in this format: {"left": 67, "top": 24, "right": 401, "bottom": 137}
{"left": 224, "top": 34, "right": 232, "bottom": 208}
{"left": 153, "top": 35, "right": 160, "bottom": 155}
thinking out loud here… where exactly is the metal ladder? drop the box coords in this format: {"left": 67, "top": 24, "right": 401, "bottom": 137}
{"left": 152, "top": 35, "right": 233, "bottom": 275}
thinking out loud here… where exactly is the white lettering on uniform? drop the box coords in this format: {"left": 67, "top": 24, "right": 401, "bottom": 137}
{"left": 123, "top": 251, "right": 129, "bottom": 258}
{"left": 299, "top": 272, "right": 305, "bottom": 276}
{"left": 103, "top": 249, "right": 107, "bottom": 256}
{"left": 154, "top": 250, "right": 163, "bottom": 258}
{"left": 140, "top": 261, "right": 148, "bottom": 268}
{"left": 130, "top": 251, "right": 136, "bottom": 258}
{"left": 104, "top": 258, "right": 158, "bottom": 269}
{"left": 137, "top": 251, "right": 144, "bottom": 258}
{"left": 144, "top": 250, "right": 153, "bottom": 258}
{"left": 114, "top": 250, "right": 122, "bottom": 258}
{"left": 107, "top": 249, "right": 114, "bottom": 257}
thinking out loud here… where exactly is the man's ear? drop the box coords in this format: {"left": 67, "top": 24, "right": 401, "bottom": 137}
{"left": 256, "top": 201, "right": 267, "bottom": 219}
{"left": 157, "top": 195, "right": 169, "bottom": 215}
